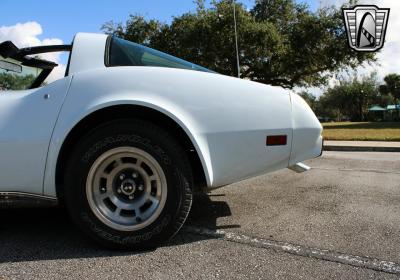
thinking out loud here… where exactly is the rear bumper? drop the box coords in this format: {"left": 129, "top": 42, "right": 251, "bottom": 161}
{"left": 287, "top": 137, "right": 323, "bottom": 173}
{"left": 319, "top": 138, "right": 324, "bottom": 157}
{"left": 289, "top": 131, "right": 323, "bottom": 166}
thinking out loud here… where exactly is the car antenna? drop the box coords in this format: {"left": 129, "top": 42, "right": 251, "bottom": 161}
{"left": 232, "top": 0, "right": 241, "bottom": 78}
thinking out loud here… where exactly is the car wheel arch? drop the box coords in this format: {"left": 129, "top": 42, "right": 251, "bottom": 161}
{"left": 55, "top": 104, "right": 208, "bottom": 202}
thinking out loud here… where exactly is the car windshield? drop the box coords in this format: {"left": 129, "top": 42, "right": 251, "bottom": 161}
{"left": 0, "top": 55, "right": 43, "bottom": 90}
{"left": 108, "top": 37, "right": 214, "bottom": 73}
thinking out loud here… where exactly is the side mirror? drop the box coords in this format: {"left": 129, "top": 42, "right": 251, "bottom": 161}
{"left": 0, "top": 60, "right": 22, "bottom": 73}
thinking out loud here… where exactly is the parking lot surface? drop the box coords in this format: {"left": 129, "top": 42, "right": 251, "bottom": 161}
{"left": 1, "top": 151, "right": 400, "bottom": 279}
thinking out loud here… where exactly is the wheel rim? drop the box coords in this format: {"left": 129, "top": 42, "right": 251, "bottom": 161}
{"left": 86, "top": 147, "right": 167, "bottom": 231}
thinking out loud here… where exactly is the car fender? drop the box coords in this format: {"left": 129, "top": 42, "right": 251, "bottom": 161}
{"left": 43, "top": 94, "right": 213, "bottom": 197}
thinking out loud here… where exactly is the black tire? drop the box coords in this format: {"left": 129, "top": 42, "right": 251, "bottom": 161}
{"left": 63, "top": 119, "right": 193, "bottom": 250}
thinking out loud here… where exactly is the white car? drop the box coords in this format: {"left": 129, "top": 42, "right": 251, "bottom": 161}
{"left": 0, "top": 33, "right": 322, "bottom": 249}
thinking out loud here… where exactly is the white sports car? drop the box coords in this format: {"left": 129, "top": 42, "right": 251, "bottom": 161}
{"left": 0, "top": 33, "right": 322, "bottom": 249}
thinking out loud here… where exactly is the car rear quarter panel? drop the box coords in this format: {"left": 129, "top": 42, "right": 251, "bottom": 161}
{"left": 289, "top": 93, "right": 323, "bottom": 165}
{"left": 44, "top": 67, "right": 292, "bottom": 196}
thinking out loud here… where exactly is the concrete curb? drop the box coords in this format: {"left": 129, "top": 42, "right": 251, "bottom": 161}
{"left": 323, "top": 145, "right": 400, "bottom": 152}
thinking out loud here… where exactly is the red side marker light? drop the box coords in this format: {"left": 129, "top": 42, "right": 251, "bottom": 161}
{"left": 266, "top": 135, "right": 287, "bottom": 146}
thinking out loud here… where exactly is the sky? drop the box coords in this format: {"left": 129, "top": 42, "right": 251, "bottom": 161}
{"left": 0, "top": 0, "right": 257, "bottom": 44}
{"left": 0, "top": 0, "right": 399, "bottom": 93}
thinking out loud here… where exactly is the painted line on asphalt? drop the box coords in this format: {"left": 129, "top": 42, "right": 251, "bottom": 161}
{"left": 311, "top": 167, "right": 400, "bottom": 175}
{"left": 183, "top": 226, "right": 400, "bottom": 275}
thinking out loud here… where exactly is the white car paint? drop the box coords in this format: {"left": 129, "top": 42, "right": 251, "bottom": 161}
{"left": 0, "top": 33, "right": 323, "bottom": 198}
{"left": 0, "top": 78, "right": 72, "bottom": 194}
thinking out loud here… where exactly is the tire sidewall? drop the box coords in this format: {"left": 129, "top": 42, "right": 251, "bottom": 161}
{"left": 64, "top": 120, "right": 192, "bottom": 249}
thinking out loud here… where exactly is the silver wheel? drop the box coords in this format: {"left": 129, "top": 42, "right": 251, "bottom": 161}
{"left": 86, "top": 147, "right": 167, "bottom": 231}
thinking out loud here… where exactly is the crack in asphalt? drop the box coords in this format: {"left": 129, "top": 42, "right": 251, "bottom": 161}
{"left": 183, "top": 226, "right": 400, "bottom": 275}
{"left": 311, "top": 167, "right": 400, "bottom": 175}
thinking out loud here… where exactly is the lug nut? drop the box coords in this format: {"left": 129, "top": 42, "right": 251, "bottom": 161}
{"left": 117, "top": 189, "right": 122, "bottom": 194}
{"left": 129, "top": 195, "right": 134, "bottom": 200}
{"left": 138, "top": 185, "right": 144, "bottom": 191}
{"left": 100, "top": 187, "right": 106, "bottom": 192}
{"left": 119, "top": 174, "right": 125, "bottom": 180}
{"left": 132, "top": 172, "right": 138, "bottom": 178}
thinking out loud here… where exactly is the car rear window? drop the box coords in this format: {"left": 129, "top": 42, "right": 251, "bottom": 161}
{"left": 107, "top": 37, "right": 214, "bottom": 73}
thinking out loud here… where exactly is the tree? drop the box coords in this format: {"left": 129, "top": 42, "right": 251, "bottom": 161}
{"left": 102, "top": 16, "right": 167, "bottom": 46}
{"left": 379, "top": 73, "right": 400, "bottom": 119}
{"left": 318, "top": 72, "right": 379, "bottom": 121}
{"left": 102, "top": 0, "right": 375, "bottom": 89}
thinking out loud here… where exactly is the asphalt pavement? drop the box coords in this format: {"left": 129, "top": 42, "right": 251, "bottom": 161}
{"left": 1, "top": 151, "right": 400, "bottom": 279}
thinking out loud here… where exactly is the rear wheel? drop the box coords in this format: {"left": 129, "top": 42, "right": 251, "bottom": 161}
{"left": 64, "top": 119, "right": 193, "bottom": 250}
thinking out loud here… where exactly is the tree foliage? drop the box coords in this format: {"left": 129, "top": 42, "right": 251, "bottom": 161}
{"left": 380, "top": 74, "right": 400, "bottom": 101}
{"left": 102, "top": 0, "right": 375, "bottom": 89}
{"left": 317, "top": 72, "right": 380, "bottom": 121}
{"left": 0, "top": 73, "right": 35, "bottom": 90}
{"left": 379, "top": 73, "right": 400, "bottom": 117}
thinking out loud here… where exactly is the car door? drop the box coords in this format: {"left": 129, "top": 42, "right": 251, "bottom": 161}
{"left": 0, "top": 77, "right": 71, "bottom": 194}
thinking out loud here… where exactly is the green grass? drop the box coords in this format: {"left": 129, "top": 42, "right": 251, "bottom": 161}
{"left": 322, "top": 122, "right": 400, "bottom": 141}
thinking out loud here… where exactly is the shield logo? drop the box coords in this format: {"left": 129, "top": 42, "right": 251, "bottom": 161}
{"left": 342, "top": 5, "right": 390, "bottom": 52}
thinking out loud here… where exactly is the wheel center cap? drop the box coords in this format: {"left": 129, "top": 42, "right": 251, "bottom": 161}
{"left": 120, "top": 179, "right": 136, "bottom": 195}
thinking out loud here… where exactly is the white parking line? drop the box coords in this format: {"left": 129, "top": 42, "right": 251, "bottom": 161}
{"left": 183, "top": 226, "right": 400, "bottom": 275}
{"left": 311, "top": 167, "right": 400, "bottom": 175}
